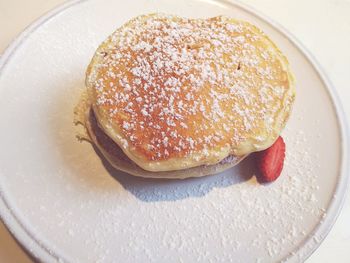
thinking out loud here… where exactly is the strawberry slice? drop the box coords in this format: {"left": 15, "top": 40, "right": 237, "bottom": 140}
{"left": 256, "top": 136, "right": 286, "bottom": 183}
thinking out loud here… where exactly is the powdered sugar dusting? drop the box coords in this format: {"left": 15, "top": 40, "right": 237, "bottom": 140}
{"left": 89, "top": 14, "right": 293, "bottom": 161}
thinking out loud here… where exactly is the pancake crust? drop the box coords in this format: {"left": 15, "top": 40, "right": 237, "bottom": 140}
{"left": 86, "top": 14, "right": 295, "bottom": 172}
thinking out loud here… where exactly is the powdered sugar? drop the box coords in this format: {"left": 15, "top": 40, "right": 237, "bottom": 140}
{"left": 90, "top": 14, "right": 293, "bottom": 161}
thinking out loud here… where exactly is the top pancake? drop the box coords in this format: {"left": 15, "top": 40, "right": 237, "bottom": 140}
{"left": 86, "top": 14, "right": 295, "bottom": 172}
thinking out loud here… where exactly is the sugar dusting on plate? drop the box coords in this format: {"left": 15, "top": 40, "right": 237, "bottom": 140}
{"left": 28, "top": 125, "right": 324, "bottom": 263}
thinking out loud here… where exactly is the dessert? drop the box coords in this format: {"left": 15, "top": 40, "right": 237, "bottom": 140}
{"left": 75, "top": 14, "right": 295, "bottom": 179}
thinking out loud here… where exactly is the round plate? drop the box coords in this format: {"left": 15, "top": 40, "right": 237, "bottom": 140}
{"left": 0, "top": 0, "right": 348, "bottom": 262}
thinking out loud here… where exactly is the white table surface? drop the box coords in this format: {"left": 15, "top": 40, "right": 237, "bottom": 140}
{"left": 0, "top": 0, "right": 349, "bottom": 262}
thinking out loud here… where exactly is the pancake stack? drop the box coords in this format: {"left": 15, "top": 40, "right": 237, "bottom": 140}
{"left": 79, "top": 14, "right": 295, "bottom": 179}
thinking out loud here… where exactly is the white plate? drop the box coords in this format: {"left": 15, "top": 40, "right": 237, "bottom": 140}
{"left": 0, "top": 0, "right": 348, "bottom": 262}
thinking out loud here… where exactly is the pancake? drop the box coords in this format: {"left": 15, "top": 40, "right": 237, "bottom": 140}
{"left": 82, "top": 13, "right": 295, "bottom": 176}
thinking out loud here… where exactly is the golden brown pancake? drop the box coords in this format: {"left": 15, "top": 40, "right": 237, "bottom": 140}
{"left": 81, "top": 13, "right": 295, "bottom": 177}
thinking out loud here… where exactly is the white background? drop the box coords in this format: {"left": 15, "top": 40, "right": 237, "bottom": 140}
{"left": 0, "top": 0, "right": 349, "bottom": 262}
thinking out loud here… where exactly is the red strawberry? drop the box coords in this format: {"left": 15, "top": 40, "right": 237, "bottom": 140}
{"left": 256, "top": 136, "right": 286, "bottom": 183}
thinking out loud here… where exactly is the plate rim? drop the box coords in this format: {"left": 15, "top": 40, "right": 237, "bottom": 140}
{"left": 0, "top": 0, "right": 349, "bottom": 262}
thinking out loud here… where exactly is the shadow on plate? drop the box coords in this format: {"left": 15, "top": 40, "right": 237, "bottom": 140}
{"left": 96, "top": 145, "right": 257, "bottom": 202}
